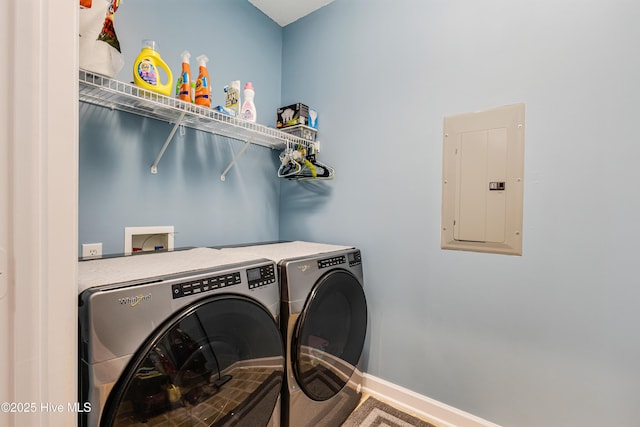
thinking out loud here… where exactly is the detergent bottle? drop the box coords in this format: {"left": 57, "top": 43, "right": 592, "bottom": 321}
{"left": 224, "top": 80, "right": 241, "bottom": 117}
{"left": 176, "top": 50, "right": 192, "bottom": 102}
{"left": 194, "top": 55, "right": 211, "bottom": 107}
{"left": 133, "top": 40, "right": 173, "bottom": 96}
{"left": 241, "top": 82, "right": 256, "bottom": 122}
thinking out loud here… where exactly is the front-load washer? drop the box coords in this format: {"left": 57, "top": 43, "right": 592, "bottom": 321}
{"left": 78, "top": 248, "right": 284, "bottom": 427}
{"left": 220, "top": 242, "right": 368, "bottom": 427}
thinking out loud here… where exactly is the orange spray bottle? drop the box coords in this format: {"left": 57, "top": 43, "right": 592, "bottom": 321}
{"left": 195, "top": 55, "right": 211, "bottom": 107}
{"left": 176, "top": 51, "right": 192, "bottom": 102}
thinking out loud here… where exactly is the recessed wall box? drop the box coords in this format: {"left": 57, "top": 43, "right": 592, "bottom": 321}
{"left": 124, "top": 226, "right": 174, "bottom": 254}
{"left": 441, "top": 103, "right": 525, "bottom": 255}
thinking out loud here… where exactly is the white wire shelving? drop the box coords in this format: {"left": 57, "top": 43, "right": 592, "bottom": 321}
{"left": 78, "top": 69, "right": 318, "bottom": 180}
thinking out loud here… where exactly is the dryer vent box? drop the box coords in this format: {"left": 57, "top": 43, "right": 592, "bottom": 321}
{"left": 441, "top": 103, "right": 525, "bottom": 256}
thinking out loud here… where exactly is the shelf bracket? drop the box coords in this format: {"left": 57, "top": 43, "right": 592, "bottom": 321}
{"left": 220, "top": 140, "right": 251, "bottom": 182}
{"left": 151, "top": 111, "right": 187, "bottom": 174}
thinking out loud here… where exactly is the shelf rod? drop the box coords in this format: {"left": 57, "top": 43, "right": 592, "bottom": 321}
{"left": 220, "top": 140, "right": 251, "bottom": 182}
{"left": 151, "top": 111, "right": 187, "bottom": 174}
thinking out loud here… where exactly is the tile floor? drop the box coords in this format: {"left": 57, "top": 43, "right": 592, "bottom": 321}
{"left": 351, "top": 393, "right": 443, "bottom": 427}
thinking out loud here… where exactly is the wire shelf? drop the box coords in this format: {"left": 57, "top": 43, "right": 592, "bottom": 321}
{"left": 78, "top": 69, "right": 317, "bottom": 150}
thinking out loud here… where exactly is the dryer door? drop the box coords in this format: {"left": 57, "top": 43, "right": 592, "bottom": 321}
{"left": 100, "top": 295, "right": 284, "bottom": 427}
{"left": 292, "top": 270, "right": 367, "bottom": 401}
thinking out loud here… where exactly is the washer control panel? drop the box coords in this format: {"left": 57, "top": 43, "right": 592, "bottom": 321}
{"left": 247, "top": 264, "right": 276, "bottom": 290}
{"left": 172, "top": 271, "right": 241, "bottom": 299}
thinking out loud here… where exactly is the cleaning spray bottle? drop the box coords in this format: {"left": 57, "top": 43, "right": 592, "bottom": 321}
{"left": 194, "top": 55, "right": 211, "bottom": 107}
{"left": 241, "top": 82, "right": 256, "bottom": 122}
{"left": 133, "top": 40, "right": 173, "bottom": 96}
{"left": 176, "top": 50, "right": 192, "bottom": 102}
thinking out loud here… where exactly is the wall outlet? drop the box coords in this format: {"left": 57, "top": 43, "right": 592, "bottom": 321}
{"left": 82, "top": 243, "right": 102, "bottom": 259}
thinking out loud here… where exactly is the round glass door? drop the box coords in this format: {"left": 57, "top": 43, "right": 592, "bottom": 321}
{"left": 101, "top": 295, "right": 284, "bottom": 426}
{"left": 292, "top": 270, "right": 367, "bottom": 401}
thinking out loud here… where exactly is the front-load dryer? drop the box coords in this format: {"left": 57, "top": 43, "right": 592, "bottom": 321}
{"left": 78, "top": 248, "right": 284, "bottom": 427}
{"left": 220, "top": 242, "right": 368, "bottom": 427}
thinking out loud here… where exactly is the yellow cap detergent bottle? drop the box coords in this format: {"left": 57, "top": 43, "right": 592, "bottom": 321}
{"left": 133, "top": 40, "right": 173, "bottom": 96}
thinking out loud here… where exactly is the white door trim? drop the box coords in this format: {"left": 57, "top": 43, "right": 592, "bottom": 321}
{"left": 1, "top": 1, "right": 78, "bottom": 426}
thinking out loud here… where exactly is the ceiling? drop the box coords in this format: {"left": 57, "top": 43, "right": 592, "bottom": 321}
{"left": 248, "top": 0, "right": 336, "bottom": 27}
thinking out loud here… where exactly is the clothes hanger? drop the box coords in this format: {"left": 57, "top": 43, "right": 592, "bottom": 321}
{"left": 277, "top": 146, "right": 302, "bottom": 178}
{"left": 293, "top": 159, "right": 334, "bottom": 180}
{"left": 277, "top": 142, "right": 334, "bottom": 180}
{"left": 287, "top": 153, "right": 334, "bottom": 181}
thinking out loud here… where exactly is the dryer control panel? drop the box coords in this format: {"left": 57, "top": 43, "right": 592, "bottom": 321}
{"left": 318, "top": 251, "right": 362, "bottom": 269}
{"left": 348, "top": 250, "right": 362, "bottom": 267}
{"left": 318, "top": 255, "right": 346, "bottom": 269}
{"left": 247, "top": 264, "right": 276, "bottom": 290}
{"left": 171, "top": 271, "right": 241, "bottom": 299}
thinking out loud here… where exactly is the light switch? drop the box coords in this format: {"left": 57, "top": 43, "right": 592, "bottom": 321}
{"left": 442, "top": 104, "right": 525, "bottom": 255}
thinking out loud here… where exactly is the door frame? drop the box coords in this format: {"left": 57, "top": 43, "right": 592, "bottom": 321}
{"left": 1, "top": 1, "right": 78, "bottom": 426}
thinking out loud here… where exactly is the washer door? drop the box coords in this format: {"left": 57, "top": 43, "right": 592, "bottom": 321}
{"left": 100, "top": 295, "right": 284, "bottom": 427}
{"left": 292, "top": 270, "right": 367, "bottom": 401}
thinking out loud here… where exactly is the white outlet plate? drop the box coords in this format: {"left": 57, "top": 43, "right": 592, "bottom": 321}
{"left": 82, "top": 243, "right": 102, "bottom": 259}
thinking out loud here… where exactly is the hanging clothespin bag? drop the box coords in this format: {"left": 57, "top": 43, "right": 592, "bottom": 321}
{"left": 79, "top": 0, "right": 124, "bottom": 77}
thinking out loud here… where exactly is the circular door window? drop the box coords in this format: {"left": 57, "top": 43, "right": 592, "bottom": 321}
{"left": 292, "top": 270, "right": 367, "bottom": 401}
{"left": 101, "top": 295, "right": 284, "bottom": 426}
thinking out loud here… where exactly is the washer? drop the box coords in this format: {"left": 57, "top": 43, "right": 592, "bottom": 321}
{"left": 221, "top": 242, "right": 368, "bottom": 427}
{"left": 78, "top": 248, "right": 284, "bottom": 427}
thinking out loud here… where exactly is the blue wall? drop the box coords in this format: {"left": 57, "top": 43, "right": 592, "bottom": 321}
{"left": 79, "top": 0, "right": 283, "bottom": 254}
{"left": 80, "top": 0, "right": 640, "bottom": 425}
{"left": 280, "top": 1, "right": 640, "bottom": 426}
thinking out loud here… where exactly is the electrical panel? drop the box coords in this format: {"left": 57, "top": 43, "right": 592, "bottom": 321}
{"left": 441, "top": 104, "right": 525, "bottom": 255}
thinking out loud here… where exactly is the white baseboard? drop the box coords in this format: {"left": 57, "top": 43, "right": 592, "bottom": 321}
{"left": 361, "top": 374, "right": 503, "bottom": 427}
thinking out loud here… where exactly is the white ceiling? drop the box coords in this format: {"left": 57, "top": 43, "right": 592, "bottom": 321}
{"left": 248, "top": 0, "right": 336, "bottom": 27}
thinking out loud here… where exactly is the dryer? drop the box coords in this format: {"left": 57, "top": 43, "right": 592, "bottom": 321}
{"left": 78, "top": 248, "right": 284, "bottom": 427}
{"left": 221, "top": 242, "right": 368, "bottom": 427}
